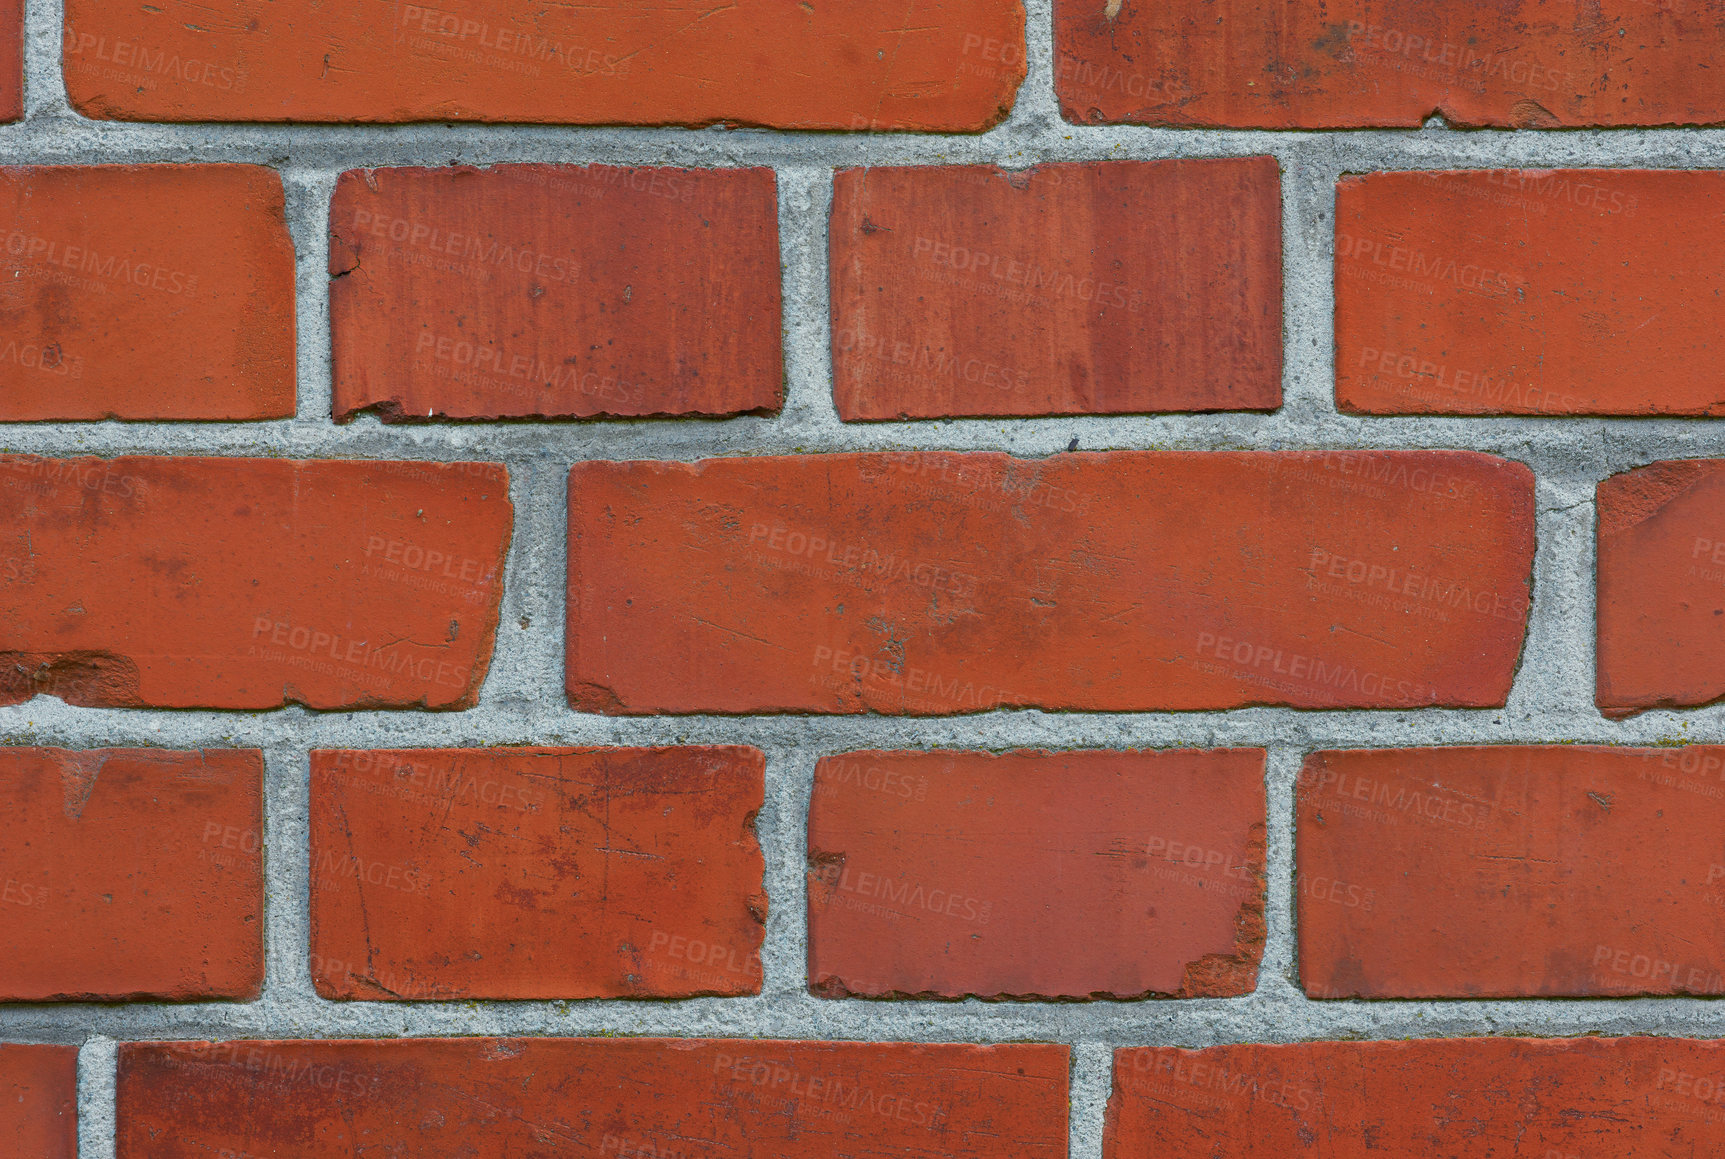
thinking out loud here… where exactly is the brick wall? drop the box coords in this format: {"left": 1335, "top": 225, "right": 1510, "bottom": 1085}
{"left": 6, "top": 0, "right": 1725, "bottom": 1155}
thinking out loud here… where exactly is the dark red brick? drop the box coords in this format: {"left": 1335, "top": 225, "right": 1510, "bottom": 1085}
{"left": 831, "top": 159, "right": 1281, "bottom": 419}
{"left": 0, "top": 1045, "right": 77, "bottom": 1159}
{"left": 330, "top": 165, "right": 782, "bottom": 421}
{"left": 0, "top": 456, "right": 510, "bottom": 710}
{"left": 1338, "top": 170, "right": 1725, "bottom": 415}
{"left": 809, "top": 748, "right": 1265, "bottom": 999}
{"left": 1108, "top": 1038, "right": 1725, "bottom": 1155}
{"left": 0, "top": 748, "right": 262, "bottom": 1001}
{"left": 0, "top": 165, "right": 296, "bottom": 420}
{"left": 567, "top": 451, "right": 1534, "bottom": 714}
{"left": 1597, "top": 459, "right": 1725, "bottom": 716}
{"left": 118, "top": 1038, "right": 1070, "bottom": 1158}
{"left": 0, "top": 0, "right": 19, "bottom": 123}
{"left": 309, "top": 747, "right": 765, "bottom": 1000}
{"left": 1298, "top": 746, "right": 1725, "bottom": 999}
{"left": 62, "top": 1, "right": 1024, "bottom": 130}
{"left": 1056, "top": 0, "right": 1725, "bottom": 128}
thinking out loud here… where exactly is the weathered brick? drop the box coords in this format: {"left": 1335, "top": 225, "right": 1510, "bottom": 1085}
{"left": 1298, "top": 746, "right": 1725, "bottom": 999}
{"left": 567, "top": 451, "right": 1534, "bottom": 714}
{"left": 1338, "top": 170, "right": 1725, "bottom": 415}
{"left": 0, "top": 748, "right": 262, "bottom": 1001}
{"left": 1056, "top": 0, "right": 1725, "bottom": 127}
{"left": 1108, "top": 1038, "right": 1725, "bottom": 1155}
{"left": 309, "top": 747, "right": 765, "bottom": 1000}
{"left": 0, "top": 1045, "right": 77, "bottom": 1159}
{"left": 0, "top": 456, "right": 510, "bottom": 710}
{"left": 0, "top": 0, "right": 19, "bottom": 123}
{"left": 809, "top": 748, "right": 1265, "bottom": 999}
{"left": 0, "top": 165, "right": 296, "bottom": 420}
{"left": 831, "top": 159, "right": 1281, "bottom": 419}
{"left": 118, "top": 1038, "right": 1070, "bottom": 1158}
{"left": 1597, "top": 459, "right": 1725, "bottom": 716}
{"left": 62, "top": 1, "right": 1025, "bottom": 130}
{"left": 330, "top": 165, "right": 782, "bottom": 421}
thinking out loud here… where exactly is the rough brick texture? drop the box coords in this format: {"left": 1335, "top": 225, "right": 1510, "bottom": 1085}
{"left": 1108, "top": 1038, "right": 1725, "bottom": 1154}
{"left": 309, "top": 747, "right": 766, "bottom": 1000}
{"left": 0, "top": 1045, "right": 77, "bottom": 1159}
{"left": 567, "top": 451, "right": 1534, "bottom": 714}
{"left": 330, "top": 165, "right": 782, "bottom": 421}
{"left": 0, "top": 0, "right": 18, "bottom": 123}
{"left": 62, "top": 1, "right": 1026, "bottom": 129}
{"left": 1598, "top": 460, "right": 1725, "bottom": 716}
{"left": 830, "top": 159, "right": 1281, "bottom": 418}
{"left": 0, "top": 748, "right": 262, "bottom": 1002}
{"left": 1298, "top": 746, "right": 1725, "bottom": 999}
{"left": 1338, "top": 170, "right": 1725, "bottom": 416}
{"left": 117, "top": 1038, "right": 1070, "bottom": 1158}
{"left": 1056, "top": 0, "right": 1725, "bottom": 128}
{"left": 808, "top": 748, "right": 1265, "bottom": 999}
{"left": 0, "top": 165, "right": 296, "bottom": 420}
{"left": 0, "top": 456, "right": 510, "bottom": 710}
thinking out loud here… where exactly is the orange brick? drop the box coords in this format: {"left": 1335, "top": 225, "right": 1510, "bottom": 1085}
{"left": 330, "top": 165, "right": 781, "bottom": 421}
{"left": 567, "top": 451, "right": 1534, "bottom": 714}
{"left": 1597, "top": 459, "right": 1725, "bottom": 716}
{"left": 1057, "top": 0, "right": 1725, "bottom": 128}
{"left": 1337, "top": 170, "right": 1725, "bottom": 415}
{"left": 118, "top": 1038, "right": 1070, "bottom": 1158}
{"left": 1298, "top": 747, "right": 1725, "bottom": 999}
{"left": 1109, "top": 1038, "right": 1725, "bottom": 1155}
{"left": 62, "top": 1, "right": 1025, "bottom": 129}
{"left": 0, "top": 456, "right": 511, "bottom": 710}
{"left": 0, "top": 749, "right": 262, "bottom": 1001}
{"left": 309, "top": 747, "right": 765, "bottom": 1000}
{"left": 809, "top": 748, "right": 1265, "bottom": 999}
{"left": 0, "top": 166, "right": 295, "bottom": 420}
{"left": 831, "top": 160, "right": 1281, "bottom": 419}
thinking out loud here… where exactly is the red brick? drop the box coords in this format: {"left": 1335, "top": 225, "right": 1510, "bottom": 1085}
{"left": 1338, "top": 170, "right": 1725, "bottom": 416}
{"left": 118, "top": 1038, "right": 1070, "bottom": 1158}
{"left": 1596, "top": 459, "right": 1725, "bottom": 716}
{"left": 1108, "top": 1037, "right": 1725, "bottom": 1155}
{"left": 329, "top": 165, "right": 781, "bottom": 422}
{"left": 309, "top": 747, "right": 765, "bottom": 1000}
{"left": 0, "top": 165, "right": 296, "bottom": 420}
{"left": 0, "top": 748, "right": 262, "bottom": 1001}
{"left": 809, "top": 748, "right": 1265, "bottom": 999}
{"left": 1056, "top": 1, "right": 1725, "bottom": 128}
{"left": 0, "top": 456, "right": 510, "bottom": 710}
{"left": 0, "top": 1045, "right": 77, "bottom": 1159}
{"left": 567, "top": 451, "right": 1534, "bottom": 714}
{"left": 831, "top": 160, "right": 1281, "bottom": 419}
{"left": 62, "top": 1, "right": 1024, "bottom": 130}
{"left": 1298, "top": 746, "right": 1725, "bottom": 999}
{"left": 0, "top": 0, "right": 19, "bottom": 123}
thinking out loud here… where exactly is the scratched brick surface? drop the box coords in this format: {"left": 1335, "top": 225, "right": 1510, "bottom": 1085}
{"left": 309, "top": 746, "right": 766, "bottom": 1000}
{"left": 117, "top": 1038, "right": 1071, "bottom": 1158}
{"left": 0, "top": 1045, "right": 76, "bottom": 1158}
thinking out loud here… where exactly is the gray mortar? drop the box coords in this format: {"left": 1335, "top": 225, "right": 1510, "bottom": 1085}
{"left": 7, "top": 0, "right": 1725, "bottom": 1153}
